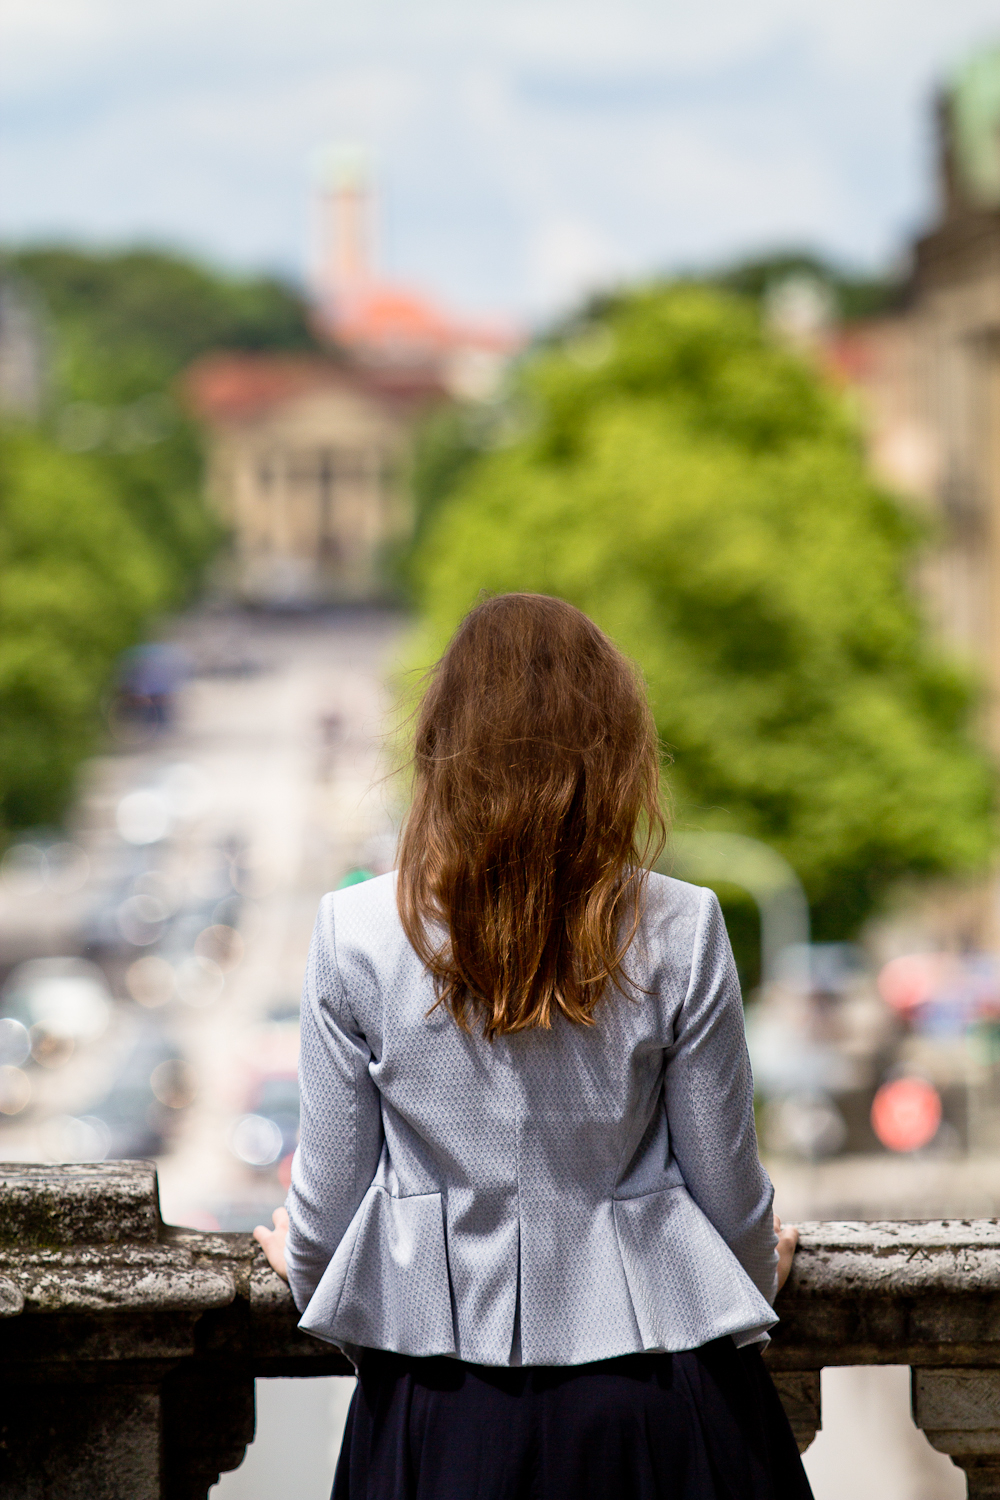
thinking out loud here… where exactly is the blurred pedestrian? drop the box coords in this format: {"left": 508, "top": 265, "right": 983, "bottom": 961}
{"left": 115, "top": 641, "right": 189, "bottom": 733}
{"left": 256, "top": 593, "right": 807, "bottom": 1500}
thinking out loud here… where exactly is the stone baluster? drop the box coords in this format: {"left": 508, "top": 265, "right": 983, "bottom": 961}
{"left": 913, "top": 1370, "right": 1000, "bottom": 1498}
{"left": 769, "top": 1218, "right": 1000, "bottom": 1499}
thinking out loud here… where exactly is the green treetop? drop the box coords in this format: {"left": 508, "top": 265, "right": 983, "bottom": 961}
{"left": 407, "top": 284, "right": 995, "bottom": 939}
{"left": 0, "top": 245, "right": 319, "bottom": 836}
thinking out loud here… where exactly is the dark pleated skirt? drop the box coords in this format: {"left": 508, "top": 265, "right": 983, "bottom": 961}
{"left": 332, "top": 1338, "right": 814, "bottom": 1500}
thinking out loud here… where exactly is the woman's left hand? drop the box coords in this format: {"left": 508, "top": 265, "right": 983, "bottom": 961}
{"left": 253, "top": 1207, "right": 290, "bottom": 1282}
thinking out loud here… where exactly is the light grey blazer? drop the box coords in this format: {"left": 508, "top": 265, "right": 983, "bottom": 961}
{"left": 284, "top": 870, "right": 778, "bottom": 1366}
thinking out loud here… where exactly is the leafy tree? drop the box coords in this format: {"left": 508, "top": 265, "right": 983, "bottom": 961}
{"left": 0, "top": 245, "right": 319, "bottom": 835}
{"left": 4, "top": 245, "right": 321, "bottom": 582}
{"left": 0, "top": 430, "right": 172, "bottom": 828}
{"left": 6, "top": 246, "right": 318, "bottom": 404}
{"left": 406, "top": 284, "right": 994, "bottom": 939}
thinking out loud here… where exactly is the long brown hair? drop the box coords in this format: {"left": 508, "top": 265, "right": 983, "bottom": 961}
{"left": 397, "top": 594, "right": 666, "bottom": 1038}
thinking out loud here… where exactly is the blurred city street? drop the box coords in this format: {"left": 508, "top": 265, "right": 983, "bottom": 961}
{"left": 0, "top": 600, "right": 989, "bottom": 1498}
{"left": 0, "top": 596, "right": 990, "bottom": 1499}
{"left": 0, "top": 605, "right": 405, "bottom": 1232}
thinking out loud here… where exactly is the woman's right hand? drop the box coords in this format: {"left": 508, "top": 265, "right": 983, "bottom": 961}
{"left": 774, "top": 1213, "right": 799, "bottom": 1292}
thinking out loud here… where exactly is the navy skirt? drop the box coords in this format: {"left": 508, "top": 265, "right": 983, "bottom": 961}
{"left": 332, "top": 1339, "right": 814, "bottom": 1500}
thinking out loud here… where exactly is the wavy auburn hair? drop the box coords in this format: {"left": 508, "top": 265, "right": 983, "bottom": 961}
{"left": 397, "top": 594, "right": 666, "bottom": 1039}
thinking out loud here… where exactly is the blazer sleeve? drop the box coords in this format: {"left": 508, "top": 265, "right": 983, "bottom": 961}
{"left": 663, "top": 887, "right": 778, "bottom": 1305}
{"left": 284, "top": 894, "right": 385, "bottom": 1313}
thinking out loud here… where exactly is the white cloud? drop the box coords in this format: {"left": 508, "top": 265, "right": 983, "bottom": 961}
{"left": 528, "top": 216, "right": 621, "bottom": 314}
{"left": 2, "top": 0, "right": 999, "bottom": 317}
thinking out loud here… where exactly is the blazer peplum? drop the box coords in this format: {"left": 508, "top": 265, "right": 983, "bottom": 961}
{"left": 284, "top": 869, "right": 778, "bottom": 1366}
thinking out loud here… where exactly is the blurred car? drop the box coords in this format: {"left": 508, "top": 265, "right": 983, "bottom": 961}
{"left": 82, "top": 1025, "right": 195, "bottom": 1159}
{"left": 1, "top": 957, "right": 112, "bottom": 1063}
{"left": 231, "top": 1071, "right": 299, "bottom": 1170}
{"left": 82, "top": 844, "right": 242, "bottom": 966}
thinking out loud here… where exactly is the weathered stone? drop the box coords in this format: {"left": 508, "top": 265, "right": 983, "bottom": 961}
{"left": 0, "top": 1381, "right": 162, "bottom": 1500}
{"left": 770, "top": 1219, "right": 1000, "bottom": 1370}
{"left": 913, "top": 1369, "right": 1000, "bottom": 1451}
{"left": 0, "top": 1163, "right": 349, "bottom": 1499}
{"left": 0, "top": 1245, "right": 236, "bottom": 1314}
{"left": 784, "top": 1220, "right": 1000, "bottom": 1295}
{"left": 0, "top": 1162, "right": 160, "bottom": 1247}
{"left": 162, "top": 1363, "right": 256, "bottom": 1500}
{"left": 0, "top": 1276, "right": 24, "bottom": 1317}
{"left": 769, "top": 1369, "right": 821, "bottom": 1452}
{"left": 913, "top": 1370, "right": 1000, "bottom": 1499}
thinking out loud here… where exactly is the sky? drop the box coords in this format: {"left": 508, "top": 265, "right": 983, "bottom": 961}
{"left": 2, "top": 0, "right": 999, "bottom": 323}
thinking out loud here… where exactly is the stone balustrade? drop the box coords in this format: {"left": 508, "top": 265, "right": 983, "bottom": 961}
{"left": 1, "top": 1163, "right": 999, "bottom": 1498}
{"left": 0, "top": 1162, "right": 350, "bottom": 1499}
{"left": 771, "top": 1218, "right": 1000, "bottom": 1498}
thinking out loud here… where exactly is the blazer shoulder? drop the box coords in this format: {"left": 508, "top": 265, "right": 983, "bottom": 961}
{"left": 316, "top": 870, "right": 401, "bottom": 948}
{"left": 322, "top": 871, "right": 406, "bottom": 962}
{"left": 643, "top": 869, "right": 712, "bottom": 920}
{"left": 637, "top": 871, "right": 720, "bottom": 971}
{"left": 328, "top": 869, "right": 399, "bottom": 921}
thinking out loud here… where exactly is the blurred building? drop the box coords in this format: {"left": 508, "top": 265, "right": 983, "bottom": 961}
{"left": 185, "top": 353, "right": 439, "bottom": 607}
{"left": 829, "top": 46, "right": 1000, "bottom": 745}
{"left": 311, "top": 148, "right": 520, "bottom": 404}
{"left": 186, "top": 152, "right": 521, "bottom": 607}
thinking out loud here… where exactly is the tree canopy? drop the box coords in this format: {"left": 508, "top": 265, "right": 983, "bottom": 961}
{"left": 7, "top": 245, "right": 317, "bottom": 404}
{"left": 406, "top": 284, "right": 995, "bottom": 940}
{"left": 0, "top": 430, "right": 176, "bottom": 828}
{"left": 0, "top": 245, "right": 318, "bottom": 836}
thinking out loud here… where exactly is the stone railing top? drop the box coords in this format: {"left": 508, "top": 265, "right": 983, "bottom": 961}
{"left": 797, "top": 1220, "right": 1000, "bottom": 1247}
{"left": 785, "top": 1219, "right": 1000, "bottom": 1295}
{"left": 3, "top": 1163, "right": 1000, "bottom": 1362}
{"left": 0, "top": 1164, "right": 284, "bottom": 1311}
{"left": 0, "top": 1161, "right": 161, "bottom": 1248}
{"left": 0, "top": 1161, "right": 348, "bottom": 1392}
{"left": 3, "top": 1164, "right": 1000, "bottom": 1309}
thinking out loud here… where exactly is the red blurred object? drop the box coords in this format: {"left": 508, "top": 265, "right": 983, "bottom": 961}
{"left": 877, "top": 954, "right": 941, "bottom": 1012}
{"left": 184, "top": 352, "right": 447, "bottom": 424}
{"left": 278, "top": 1152, "right": 294, "bottom": 1191}
{"left": 870, "top": 1077, "right": 942, "bottom": 1152}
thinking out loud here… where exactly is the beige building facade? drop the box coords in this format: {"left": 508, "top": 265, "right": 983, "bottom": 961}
{"left": 835, "top": 51, "right": 1000, "bottom": 747}
{"left": 187, "top": 355, "right": 440, "bottom": 606}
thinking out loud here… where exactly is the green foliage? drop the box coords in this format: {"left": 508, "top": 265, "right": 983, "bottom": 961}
{"left": 407, "top": 404, "right": 500, "bottom": 560}
{"left": 711, "top": 250, "right": 905, "bottom": 323}
{"left": 0, "top": 429, "right": 173, "bottom": 827}
{"left": 406, "top": 284, "right": 994, "bottom": 938}
{"left": 7, "top": 245, "right": 317, "bottom": 404}
{"left": 0, "top": 244, "right": 317, "bottom": 835}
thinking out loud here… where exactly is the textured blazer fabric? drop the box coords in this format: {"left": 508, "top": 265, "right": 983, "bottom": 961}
{"left": 284, "top": 870, "right": 779, "bottom": 1367}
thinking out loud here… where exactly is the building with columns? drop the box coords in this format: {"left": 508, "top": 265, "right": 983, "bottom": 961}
{"left": 185, "top": 354, "right": 440, "bottom": 606}
{"left": 186, "top": 151, "right": 520, "bottom": 607}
